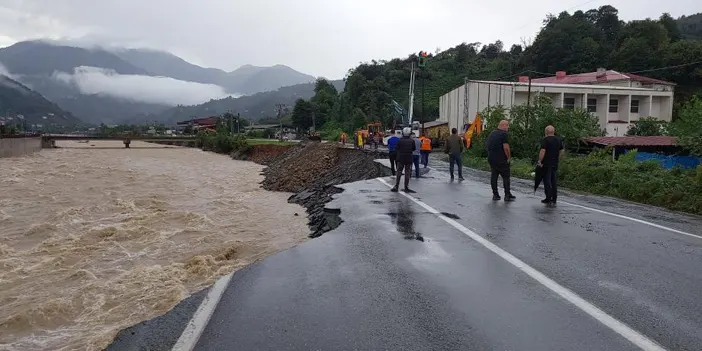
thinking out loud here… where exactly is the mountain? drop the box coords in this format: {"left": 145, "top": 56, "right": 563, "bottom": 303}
{"left": 0, "top": 41, "right": 171, "bottom": 124}
{"left": 151, "top": 79, "right": 345, "bottom": 124}
{"left": 0, "top": 41, "right": 147, "bottom": 76}
{"left": 0, "top": 74, "right": 82, "bottom": 129}
{"left": 114, "top": 49, "right": 316, "bottom": 93}
{"left": 223, "top": 64, "right": 316, "bottom": 94}
{"left": 0, "top": 41, "right": 320, "bottom": 125}
{"left": 112, "top": 48, "right": 227, "bottom": 84}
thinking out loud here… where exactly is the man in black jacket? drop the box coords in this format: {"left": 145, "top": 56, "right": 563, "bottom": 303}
{"left": 486, "top": 120, "right": 515, "bottom": 201}
{"left": 537, "top": 125, "right": 564, "bottom": 204}
{"left": 391, "top": 127, "right": 416, "bottom": 193}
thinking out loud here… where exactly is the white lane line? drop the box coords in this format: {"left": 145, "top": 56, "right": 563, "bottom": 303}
{"left": 172, "top": 272, "right": 234, "bottom": 351}
{"left": 560, "top": 201, "right": 702, "bottom": 241}
{"left": 377, "top": 177, "right": 666, "bottom": 351}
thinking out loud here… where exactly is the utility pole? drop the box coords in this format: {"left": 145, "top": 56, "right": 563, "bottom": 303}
{"left": 228, "top": 109, "right": 233, "bottom": 135}
{"left": 275, "top": 103, "right": 285, "bottom": 140}
{"left": 421, "top": 66, "right": 425, "bottom": 136}
{"left": 526, "top": 71, "right": 532, "bottom": 129}
{"left": 237, "top": 113, "right": 241, "bottom": 134}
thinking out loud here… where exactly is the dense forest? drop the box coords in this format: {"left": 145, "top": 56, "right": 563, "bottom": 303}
{"left": 292, "top": 6, "right": 702, "bottom": 132}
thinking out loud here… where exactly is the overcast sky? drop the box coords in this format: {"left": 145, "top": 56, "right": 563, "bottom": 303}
{"left": 0, "top": 0, "right": 698, "bottom": 79}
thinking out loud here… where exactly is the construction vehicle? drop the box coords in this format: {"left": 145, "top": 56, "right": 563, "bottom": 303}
{"left": 358, "top": 122, "right": 383, "bottom": 139}
{"left": 381, "top": 59, "right": 422, "bottom": 146}
{"left": 306, "top": 130, "right": 322, "bottom": 142}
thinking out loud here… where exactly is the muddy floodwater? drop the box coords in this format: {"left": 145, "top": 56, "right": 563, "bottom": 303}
{"left": 0, "top": 141, "right": 309, "bottom": 350}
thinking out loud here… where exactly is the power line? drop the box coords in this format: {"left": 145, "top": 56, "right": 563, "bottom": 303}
{"left": 625, "top": 60, "right": 702, "bottom": 74}
{"left": 522, "top": 61, "right": 702, "bottom": 81}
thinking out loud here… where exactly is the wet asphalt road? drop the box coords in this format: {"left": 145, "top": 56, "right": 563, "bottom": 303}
{"left": 108, "top": 159, "right": 702, "bottom": 351}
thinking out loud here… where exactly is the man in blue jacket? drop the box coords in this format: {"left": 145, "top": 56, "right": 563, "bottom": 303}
{"left": 386, "top": 131, "right": 400, "bottom": 176}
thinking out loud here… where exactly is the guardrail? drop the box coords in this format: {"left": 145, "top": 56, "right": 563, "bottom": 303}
{"left": 0, "top": 132, "right": 42, "bottom": 138}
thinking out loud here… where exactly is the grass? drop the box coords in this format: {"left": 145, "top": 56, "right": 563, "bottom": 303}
{"left": 460, "top": 151, "right": 702, "bottom": 215}
{"left": 461, "top": 154, "right": 535, "bottom": 179}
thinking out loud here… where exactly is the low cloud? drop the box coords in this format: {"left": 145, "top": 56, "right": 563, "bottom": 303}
{"left": 0, "top": 61, "right": 14, "bottom": 78}
{"left": 51, "top": 66, "right": 236, "bottom": 105}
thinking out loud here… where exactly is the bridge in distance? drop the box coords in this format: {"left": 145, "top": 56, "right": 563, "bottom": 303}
{"left": 41, "top": 134, "right": 198, "bottom": 148}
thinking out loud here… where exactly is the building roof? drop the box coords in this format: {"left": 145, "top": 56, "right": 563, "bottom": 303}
{"left": 420, "top": 120, "right": 448, "bottom": 128}
{"left": 583, "top": 136, "right": 677, "bottom": 147}
{"left": 176, "top": 117, "right": 220, "bottom": 126}
{"left": 469, "top": 79, "right": 665, "bottom": 92}
{"left": 532, "top": 70, "right": 675, "bottom": 86}
{"left": 245, "top": 124, "right": 294, "bottom": 130}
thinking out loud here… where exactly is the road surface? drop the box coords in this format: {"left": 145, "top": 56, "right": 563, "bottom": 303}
{"left": 108, "top": 158, "right": 702, "bottom": 351}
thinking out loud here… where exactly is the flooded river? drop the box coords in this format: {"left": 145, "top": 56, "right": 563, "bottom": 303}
{"left": 0, "top": 141, "right": 309, "bottom": 350}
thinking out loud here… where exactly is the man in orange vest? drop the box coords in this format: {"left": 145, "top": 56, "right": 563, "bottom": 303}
{"left": 419, "top": 134, "right": 432, "bottom": 168}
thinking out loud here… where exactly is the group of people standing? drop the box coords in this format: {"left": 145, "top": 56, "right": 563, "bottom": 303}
{"left": 349, "top": 131, "right": 383, "bottom": 149}
{"left": 386, "top": 120, "right": 564, "bottom": 205}
{"left": 388, "top": 127, "right": 465, "bottom": 193}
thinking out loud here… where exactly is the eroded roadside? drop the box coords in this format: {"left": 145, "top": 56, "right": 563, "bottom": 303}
{"left": 251, "top": 142, "right": 390, "bottom": 237}
{"left": 105, "top": 142, "right": 390, "bottom": 350}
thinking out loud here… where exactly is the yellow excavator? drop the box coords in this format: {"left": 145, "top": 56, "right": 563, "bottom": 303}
{"left": 464, "top": 114, "right": 483, "bottom": 148}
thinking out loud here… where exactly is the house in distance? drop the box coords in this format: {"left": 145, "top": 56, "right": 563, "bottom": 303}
{"left": 438, "top": 68, "right": 675, "bottom": 137}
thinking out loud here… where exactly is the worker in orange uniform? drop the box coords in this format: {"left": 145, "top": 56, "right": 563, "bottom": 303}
{"left": 340, "top": 132, "right": 347, "bottom": 146}
{"left": 419, "top": 134, "right": 432, "bottom": 168}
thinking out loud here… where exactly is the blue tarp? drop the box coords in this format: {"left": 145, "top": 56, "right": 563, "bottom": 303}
{"left": 634, "top": 151, "right": 700, "bottom": 170}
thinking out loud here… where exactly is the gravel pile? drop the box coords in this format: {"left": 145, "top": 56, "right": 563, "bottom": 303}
{"left": 262, "top": 142, "right": 390, "bottom": 238}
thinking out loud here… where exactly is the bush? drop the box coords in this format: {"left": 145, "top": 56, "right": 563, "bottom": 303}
{"left": 627, "top": 116, "right": 669, "bottom": 136}
{"left": 461, "top": 148, "right": 702, "bottom": 215}
{"left": 472, "top": 96, "right": 601, "bottom": 160}
{"left": 668, "top": 96, "right": 702, "bottom": 156}
{"left": 197, "top": 132, "right": 249, "bottom": 154}
{"left": 319, "top": 120, "right": 344, "bottom": 141}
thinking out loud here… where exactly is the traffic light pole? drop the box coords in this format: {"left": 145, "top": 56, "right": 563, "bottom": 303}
{"left": 408, "top": 62, "right": 416, "bottom": 125}
{"left": 421, "top": 68, "right": 425, "bottom": 136}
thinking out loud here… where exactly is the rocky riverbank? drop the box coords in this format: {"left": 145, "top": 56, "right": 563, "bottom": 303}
{"left": 239, "top": 142, "right": 390, "bottom": 237}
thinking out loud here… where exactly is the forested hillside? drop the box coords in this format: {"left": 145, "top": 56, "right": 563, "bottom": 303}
{"left": 293, "top": 6, "right": 702, "bottom": 132}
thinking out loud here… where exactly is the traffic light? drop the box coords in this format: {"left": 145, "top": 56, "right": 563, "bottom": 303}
{"left": 418, "top": 51, "right": 428, "bottom": 68}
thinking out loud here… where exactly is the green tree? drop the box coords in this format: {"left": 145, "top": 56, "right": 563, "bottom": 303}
{"left": 310, "top": 78, "right": 339, "bottom": 126}
{"left": 351, "top": 108, "right": 367, "bottom": 129}
{"left": 476, "top": 96, "right": 602, "bottom": 159}
{"left": 627, "top": 117, "right": 669, "bottom": 136}
{"left": 659, "top": 13, "right": 682, "bottom": 41}
{"left": 291, "top": 98, "right": 315, "bottom": 130}
{"left": 669, "top": 96, "right": 702, "bottom": 155}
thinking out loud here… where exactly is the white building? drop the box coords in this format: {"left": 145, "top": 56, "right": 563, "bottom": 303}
{"left": 438, "top": 69, "right": 675, "bottom": 136}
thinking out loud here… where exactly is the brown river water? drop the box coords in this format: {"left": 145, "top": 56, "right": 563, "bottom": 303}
{"left": 0, "top": 141, "right": 309, "bottom": 350}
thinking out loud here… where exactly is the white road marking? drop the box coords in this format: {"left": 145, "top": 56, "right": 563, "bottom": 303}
{"left": 377, "top": 177, "right": 666, "bottom": 351}
{"left": 560, "top": 201, "right": 702, "bottom": 241}
{"left": 172, "top": 272, "right": 234, "bottom": 351}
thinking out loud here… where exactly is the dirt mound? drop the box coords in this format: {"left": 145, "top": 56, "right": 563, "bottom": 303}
{"left": 262, "top": 142, "right": 390, "bottom": 237}
{"left": 262, "top": 143, "right": 340, "bottom": 192}
{"left": 231, "top": 144, "right": 294, "bottom": 164}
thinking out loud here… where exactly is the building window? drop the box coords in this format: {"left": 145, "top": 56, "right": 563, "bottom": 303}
{"left": 564, "top": 97, "right": 575, "bottom": 110}
{"left": 587, "top": 98, "right": 597, "bottom": 113}
{"left": 631, "top": 99, "right": 639, "bottom": 113}
{"left": 609, "top": 99, "right": 619, "bottom": 113}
